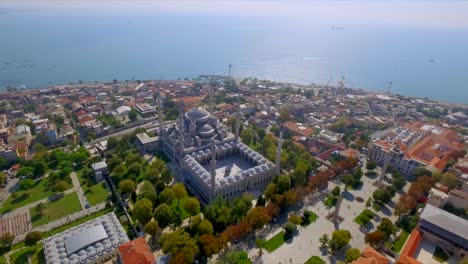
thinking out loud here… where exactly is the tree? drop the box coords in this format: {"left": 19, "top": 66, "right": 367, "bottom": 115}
{"left": 277, "top": 175, "right": 291, "bottom": 194}
{"left": 153, "top": 204, "right": 174, "bottom": 228}
{"left": 24, "top": 231, "right": 42, "bottom": 247}
{"left": 118, "top": 179, "right": 135, "bottom": 194}
{"left": 284, "top": 221, "right": 297, "bottom": 240}
{"left": 441, "top": 172, "right": 457, "bottom": 188}
{"left": 126, "top": 163, "right": 141, "bottom": 178}
{"left": 198, "top": 219, "right": 214, "bottom": 235}
{"left": 17, "top": 167, "right": 34, "bottom": 179}
{"left": 0, "top": 233, "right": 15, "bottom": 248}
{"left": 377, "top": 218, "right": 396, "bottom": 239}
{"left": 0, "top": 157, "right": 9, "bottom": 170}
{"left": 158, "top": 188, "right": 175, "bottom": 205}
{"left": 332, "top": 186, "right": 341, "bottom": 196}
{"left": 365, "top": 230, "right": 385, "bottom": 247}
{"left": 35, "top": 202, "right": 46, "bottom": 217}
{"left": 54, "top": 180, "right": 68, "bottom": 192}
{"left": 144, "top": 220, "right": 159, "bottom": 245}
{"left": 172, "top": 183, "right": 188, "bottom": 208}
{"left": 132, "top": 198, "right": 153, "bottom": 225}
{"left": 341, "top": 174, "right": 355, "bottom": 187}
{"left": 129, "top": 109, "right": 138, "bottom": 121}
{"left": 412, "top": 166, "right": 432, "bottom": 178}
{"left": 0, "top": 172, "right": 6, "bottom": 186}
{"left": 159, "top": 229, "right": 199, "bottom": 264}
{"left": 392, "top": 173, "right": 406, "bottom": 191}
{"left": 240, "top": 128, "right": 254, "bottom": 146}
{"left": 345, "top": 248, "right": 361, "bottom": 263}
{"left": 247, "top": 207, "right": 271, "bottom": 230}
{"left": 373, "top": 189, "right": 391, "bottom": 204}
{"left": 183, "top": 197, "right": 200, "bottom": 221}
{"left": 263, "top": 183, "right": 278, "bottom": 200}
{"left": 329, "top": 230, "right": 352, "bottom": 250}
{"left": 289, "top": 214, "right": 302, "bottom": 226}
{"left": 366, "top": 161, "right": 377, "bottom": 171}
{"left": 20, "top": 179, "right": 35, "bottom": 191}
{"left": 198, "top": 234, "right": 223, "bottom": 258}
{"left": 395, "top": 194, "right": 416, "bottom": 218}
{"left": 319, "top": 234, "right": 329, "bottom": 248}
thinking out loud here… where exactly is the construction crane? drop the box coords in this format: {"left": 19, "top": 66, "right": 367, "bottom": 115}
{"left": 326, "top": 76, "right": 334, "bottom": 89}
{"left": 337, "top": 75, "right": 345, "bottom": 100}
{"left": 386, "top": 81, "right": 393, "bottom": 94}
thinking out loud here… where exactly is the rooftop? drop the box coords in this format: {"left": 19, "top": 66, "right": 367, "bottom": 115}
{"left": 420, "top": 204, "right": 468, "bottom": 241}
{"left": 43, "top": 212, "right": 129, "bottom": 264}
{"left": 118, "top": 237, "right": 155, "bottom": 264}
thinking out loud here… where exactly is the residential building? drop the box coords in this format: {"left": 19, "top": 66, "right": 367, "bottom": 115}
{"left": 418, "top": 204, "right": 468, "bottom": 258}
{"left": 352, "top": 246, "right": 389, "bottom": 264}
{"left": 135, "top": 133, "right": 159, "bottom": 153}
{"left": 92, "top": 161, "right": 108, "bottom": 182}
{"left": 117, "top": 237, "right": 155, "bottom": 264}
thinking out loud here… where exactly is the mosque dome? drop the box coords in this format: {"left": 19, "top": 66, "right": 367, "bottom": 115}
{"left": 199, "top": 124, "right": 215, "bottom": 137}
{"left": 185, "top": 108, "right": 210, "bottom": 121}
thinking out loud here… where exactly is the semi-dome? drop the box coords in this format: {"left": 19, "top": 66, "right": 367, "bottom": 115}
{"left": 199, "top": 124, "right": 215, "bottom": 137}
{"left": 185, "top": 107, "right": 210, "bottom": 121}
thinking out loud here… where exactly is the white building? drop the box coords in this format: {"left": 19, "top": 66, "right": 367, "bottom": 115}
{"left": 43, "top": 212, "right": 129, "bottom": 264}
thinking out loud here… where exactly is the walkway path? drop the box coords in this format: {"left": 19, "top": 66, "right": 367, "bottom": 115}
{"left": 12, "top": 201, "right": 106, "bottom": 244}
{"left": 0, "top": 178, "right": 19, "bottom": 206}
{"left": 70, "top": 172, "right": 87, "bottom": 210}
{"left": 5, "top": 202, "right": 107, "bottom": 264}
{"left": 2, "top": 188, "right": 75, "bottom": 218}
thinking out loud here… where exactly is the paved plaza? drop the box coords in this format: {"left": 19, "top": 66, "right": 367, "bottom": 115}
{"left": 246, "top": 166, "right": 406, "bottom": 264}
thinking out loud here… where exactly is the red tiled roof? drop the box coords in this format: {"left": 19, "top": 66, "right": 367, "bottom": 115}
{"left": 397, "top": 229, "right": 423, "bottom": 264}
{"left": 118, "top": 237, "right": 155, "bottom": 264}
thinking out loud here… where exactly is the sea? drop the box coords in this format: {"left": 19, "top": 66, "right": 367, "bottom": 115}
{"left": 1, "top": 6, "right": 468, "bottom": 104}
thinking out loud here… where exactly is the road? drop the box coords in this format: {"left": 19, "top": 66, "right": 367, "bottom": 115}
{"left": 0, "top": 178, "right": 19, "bottom": 206}
{"left": 89, "top": 120, "right": 176, "bottom": 144}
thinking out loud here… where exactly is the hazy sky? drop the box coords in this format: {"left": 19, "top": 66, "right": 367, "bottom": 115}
{"left": 1, "top": 0, "right": 468, "bottom": 28}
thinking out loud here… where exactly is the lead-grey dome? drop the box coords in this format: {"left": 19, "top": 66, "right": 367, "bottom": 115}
{"left": 185, "top": 107, "right": 210, "bottom": 121}
{"left": 199, "top": 124, "right": 215, "bottom": 137}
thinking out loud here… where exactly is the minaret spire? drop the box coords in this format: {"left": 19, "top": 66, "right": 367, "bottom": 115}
{"left": 178, "top": 100, "right": 185, "bottom": 164}
{"left": 210, "top": 138, "right": 217, "bottom": 201}
{"left": 275, "top": 129, "right": 283, "bottom": 175}
{"left": 209, "top": 76, "right": 214, "bottom": 113}
{"left": 235, "top": 92, "right": 241, "bottom": 140}
{"left": 157, "top": 86, "right": 165, "bottom": 139}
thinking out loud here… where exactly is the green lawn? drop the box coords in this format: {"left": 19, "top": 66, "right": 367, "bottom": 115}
{"left": 170, "top": 198, "right": 191, "bottom": 219}
{"left": 10, "top": 245, "right": 45, "bottom": 264}
{"left": 30, "top": 192, "right": 82, "bottom": 227}
{"left": 304, "top": 256, "right": 326, "bottom": 264}
{"left": 433, "top": 246, "right": 449, "bottom": 263}
{"left": 76, "top": 170, "right": 109, "bottom": 206}
{"left": 391, "top": 230, "right": 409, "bottom": 252}
{"left": 43, "top": 208, "right": 112, "bottom": 238}
{"left": 260, "top": 231, "right": 286, "bottom": 252}
{"left": 0, "top": 179, "right": 56, "bottom": 214}
{"left": 0, "top": 255, "right": 7, "bottom": 264}
{"left": 354, "top": 209, "right": 376, "bottom": 226}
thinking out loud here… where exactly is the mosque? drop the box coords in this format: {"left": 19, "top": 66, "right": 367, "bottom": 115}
{"left": 142, "top": 88, "right": 283, "bottom": 204}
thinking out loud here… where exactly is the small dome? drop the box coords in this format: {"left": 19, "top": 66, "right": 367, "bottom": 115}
{"left": 185, "top": 108, "right": 210, "bottom": 121}
{"left": 199, "top": 124, "right": 215, "bottom": 136}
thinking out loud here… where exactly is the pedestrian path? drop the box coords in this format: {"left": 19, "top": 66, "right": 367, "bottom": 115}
{"left": 70, "top": 171, "right": 88, "bottom": 210}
